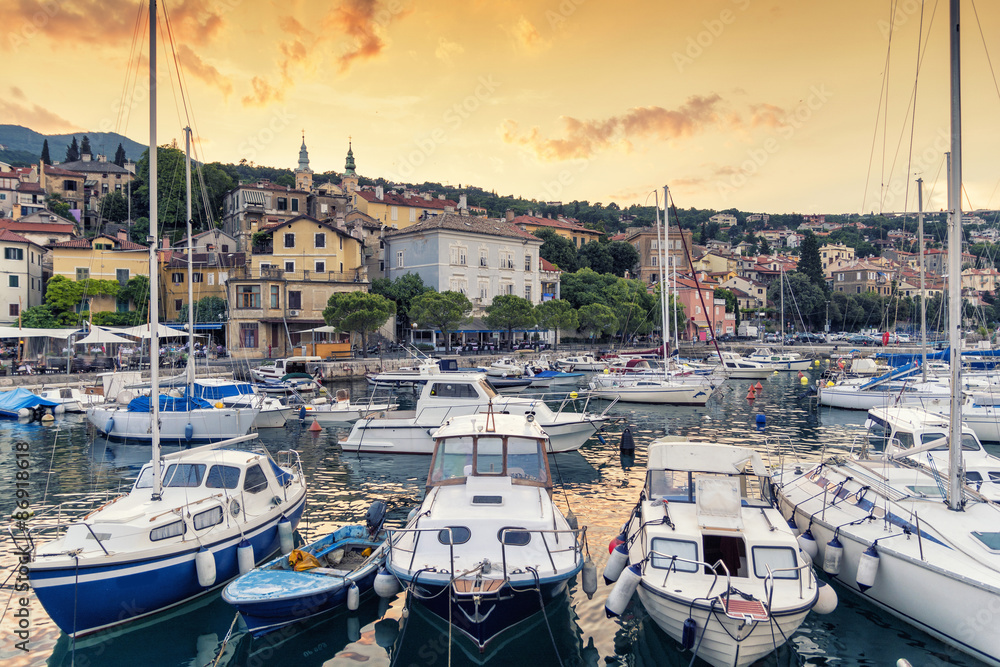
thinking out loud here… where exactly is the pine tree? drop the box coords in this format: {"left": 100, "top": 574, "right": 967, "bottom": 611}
{"left": 113, "top": 143, "right": 127, "bottom": 167}
{"left": 65, "top": 137, "right": 79, "bottom": 163}
{"left": 40, "top": 139, "right": 51, "bottom": 165}
{"left": 797, "top": 232, "right": 827, "bottom": 292}
{"left": 80, "top": 135, "right": 91, "bottom": 156}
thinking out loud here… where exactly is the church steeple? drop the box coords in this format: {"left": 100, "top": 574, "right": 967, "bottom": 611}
{"left": 342, "top": 138, "right": 358, "bottom": 194}
{"left": 295, "top": 130, "right": 313, "bottom": 191}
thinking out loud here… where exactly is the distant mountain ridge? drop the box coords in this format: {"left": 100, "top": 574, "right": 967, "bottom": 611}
{"left": 0, "top": 125, "right": 146, "bottom": 165}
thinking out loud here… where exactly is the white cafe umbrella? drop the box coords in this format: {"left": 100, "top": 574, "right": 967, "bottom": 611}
{"left": 74, "top": 328, "right": 135, "bottom": 346}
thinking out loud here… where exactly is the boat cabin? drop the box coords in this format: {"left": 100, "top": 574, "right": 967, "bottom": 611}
{"left": 256, "top": 356, "right": 322, "bottom": 379}
{"left": 865, "top": 407, "right": 983, "bottom": 455}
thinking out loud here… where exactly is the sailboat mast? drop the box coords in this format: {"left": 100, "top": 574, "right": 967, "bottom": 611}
{"left": 946, "top": 0, "right": 963, "bottom": 511}
{"left": 780, "top": 267, "right": 785, "bottom": 350}
{"left": 185, "top": 126, "right": 195, "bottom": 390}
{"left": 149, "top": 0, "right": 162, "bottom": 499}
{"left": 654, "top": 191, "right": 669, "bottom": 363}
{"left": 917, "top": 177, "right": 927, "bottom": 382}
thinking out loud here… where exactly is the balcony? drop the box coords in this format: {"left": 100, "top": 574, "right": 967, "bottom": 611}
{"left": 231, "top": 266, "right": 367, "bottom": 283}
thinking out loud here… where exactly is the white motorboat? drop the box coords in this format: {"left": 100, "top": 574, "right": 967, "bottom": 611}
{"left": 866, "top": 405, "right": 1000, "bottom": 498}
{"left": 588, "top": 377, "right": 719, "bottom": 405}
{"left": 487, "top": 356, "right": 523, "bottom": 377}
{"left": 744, "top": 347, "right": 813, "bottom": 372}
{"left": 188, "top": 378, "right": 293, "bottom": 429}
{"left": 817, "top": 368, "right": 953, "bottom": 411}
{"left": 23, "top": 18, "right": 308, "bottom": 638}
{"left": 298, "top": 388, "right": 396, "bottom": 425}
{"left": 555, "top": 355, "right": 607, "bottom": 371}
{"left": 36, "top": 386, "right": 105, "bottom": 413}
{"left": 381, "top": 412, "right": 590, "bottom": 651}
{"left": 713, "top": 352, "right": 773, "bottom": 379}
{"left": 250, "top": 355, "right": 323, "bottom": 383}
{"left": 340, "top": 369, "right": 612, "bottom": 453}
{"left": 948, "top": 392, "right": 1000, "bottom": 443}
{"left": 605, "top": 441, "right": 823, "bottom": 667}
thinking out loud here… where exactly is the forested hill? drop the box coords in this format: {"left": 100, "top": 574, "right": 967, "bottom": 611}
{"left": 0, "top": 125, "right": 145, "bottom": 165}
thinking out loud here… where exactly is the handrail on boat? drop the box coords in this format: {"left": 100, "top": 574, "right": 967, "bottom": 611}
{"left": 645, "top": 551, "right": 732, "bottom": 601}
{"left": 384, "top": 525, "right": 585, "bottom": 581}
{"left": 763, "top": 557, "right": 816, "bottom": 607}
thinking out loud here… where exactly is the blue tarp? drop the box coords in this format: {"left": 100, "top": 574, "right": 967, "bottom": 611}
{"left": 189, "top": 381, "right": 255, "bottom": 401}
{"left": 0, "top": 388, "right": 58, "bottom": 417}
{"left": 127, "top": 394, "right": 213, "bottom": 413}
{"left": 860, "top": 361, "right": 921, "bottom": 390}
{"left": 876, "top": 349, "right": 949, "bottom": 366}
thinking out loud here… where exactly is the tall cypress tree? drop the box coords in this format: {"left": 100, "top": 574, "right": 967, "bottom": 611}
{"left": 40, "top": 139, "right": 51, "bottom": 165}
{"left": 113, "top": 143, "right": 127, "bottom": 167}
{"left": 65, "top": 137, "right": 79, "bottom": 162}
{"left": 797, "top": 232, "right": 827, "bottom": 292}
{"left": 80, "top": 135, "right": 91, "bottom": 156}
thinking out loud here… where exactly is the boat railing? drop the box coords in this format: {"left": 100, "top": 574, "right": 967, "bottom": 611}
{"left": 385, "top": 525, "right": 586, "bottom": 580}
{"left": 645, "top": 550, "right": 732, "bottom": 600}
{"left": 762, "top": 558, "right": 816, "bottom": 608}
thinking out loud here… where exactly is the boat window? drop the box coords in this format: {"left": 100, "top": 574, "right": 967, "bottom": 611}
{"left": 972, "top": 531, "right": 1000, "bottom": 552}
{"left": 919, "top": 433, "right": 980, "bottom": 452}
{"left": 437, "top": 526, "right": 471, "bottom": 545}
{"left": 647, "top": 470, "right": 692, "bottom": 502}
{"left": 429, "top": 436, "right": 473, "bottom": 483}
{"left": 206, "top": 465, "right": 241, "bottom": 489}
{"left": 428, "top": 382, "right": 478, "bottom": 399}
{"left": 193, "top": 506, "right": 223, "bottom": 530}
{"left": 751, "top": 546, "right": 799, "bottom": 579}
{"left": 966, "top": 471, "right": 983, "bottom": 482}
{"left": 478, "top": 379, "right": 498, "bottom": 399}
{"left": 150, "top": 520, "right": 186, "bottom": 542}
{"left": 649, "top": 537, "right": 699, "bottom": 572}
{"left": 893, "top": 432, "right": 915, "bottom": 450}
{"left": 475, "top": 436, "right": 505, "bottom": 475}
{"left": 507, "top": 437, "right": 547, "bottom": 482}
{"left": 703, "top": 534, "right": 748, "bottom": 577}
{"left": 866, "top": 421, "right": 889, "bottom": 451}
{"left": 163, "top": 464, "right": 206, "bottom": 488}
{"left": 498, "top": 527, "right": 531, "bottom": 545}
{"left": 243, "top": 464, "right": 268, "bottom": 494}
{"left": 135, "top": 467, "right": 153, "bottom": 489}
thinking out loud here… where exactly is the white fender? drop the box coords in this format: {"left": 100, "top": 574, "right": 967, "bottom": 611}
{"left": 823, "top": 536, "right": 844, "bottom": 576}
{"left": 375, "top": 569, "right": 401, "bottom": 598}
{"left": 813, "top": 580, "right": 838, "bottom": 614}
{"left": 797, "top": 528, "right": 819, "bottom": 561}
{"left": 195, "top": 548, "right": 216, "bottom": 587}
{"left": 347, "top": 581, "right": 360, "bottom": 611}
{"left": 278, "top": 518, "right": 294, "bottom": 555}
{"left": 605, "top": 563, "right": 641, "bottom": 618}
{"left": 856, "top": 544, "right": 880, "bottom": 591}
{"left": 237, "top": 540, "right": 255, "bottom": 574}
{"left": 603, "top": 542, "right": 629, "bottom": 584}
{"left": 581, "top": 556, "right": 598, "bottom": 600}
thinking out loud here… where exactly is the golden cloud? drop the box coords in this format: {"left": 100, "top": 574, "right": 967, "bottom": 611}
{"left": 508, "top": 16, "right": 549, "bottom": 52}
{"left": 177, "top": 45, "right": 233, "bottom": 99}
{"left": 435, "top": 37, "right": 465, "bottom": 63}
{"left": 241, "top": 76, "right": 283, "bottom": 107}
{"left": 0, "top": 92, "right": 81, "bottom": 134}
{"left": 327, "top": 0, "right": 389, "bottom": 73}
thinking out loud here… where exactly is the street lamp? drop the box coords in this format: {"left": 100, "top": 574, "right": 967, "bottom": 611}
{"left": 411, "top": 321, "right": 417, "bottom": 346}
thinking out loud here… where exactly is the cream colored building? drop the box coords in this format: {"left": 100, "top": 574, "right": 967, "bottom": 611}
{"left": 48, "top": 231, "right": 149, "bottom": 313}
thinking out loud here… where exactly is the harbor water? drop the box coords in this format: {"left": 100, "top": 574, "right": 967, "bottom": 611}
{"left": 0, "top": 372, "right": 990, "bottom": 666}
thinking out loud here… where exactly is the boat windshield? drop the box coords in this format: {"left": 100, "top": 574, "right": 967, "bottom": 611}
{"left": 428, "top": 434, "right": 548, "bottom": 485}
{"left": 647, "top": 470, "right": 763, "bottom": 503}
{"left": 479, "top": 379, "right": 498, "bottom": 399}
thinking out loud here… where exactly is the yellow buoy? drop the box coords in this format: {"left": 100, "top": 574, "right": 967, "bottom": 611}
{"left": 41, "top": 413, "right": 55, "bottom": 422}
{"left": 603, "top": 368, "right": 610, "bottom": 374}
{"left": 800, "top": 376, "right": 809, "bottom": 385}
{"left": 570, "top": 391, "right": 579, "bottom": 399}
{"left": 814, "top": 359, "right": 820, "bottom": 366}
{"left": 215, "top": 402, "right": 225, "bottom": 409}
{"left": 827, "top": 381, "right": 835, "bottom": 387}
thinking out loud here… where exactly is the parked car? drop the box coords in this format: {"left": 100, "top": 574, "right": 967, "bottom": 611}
{"left": 764, "top": 333, "right": 781, "bottom": 343}
{"left": 797, "top": 333, "right": 825, "bottom": 344}
{"left": 896, "top": 333, "right": 911, "bottom": 343}
{"left": 846, "top": 334, "right": 876, "bottom": 346}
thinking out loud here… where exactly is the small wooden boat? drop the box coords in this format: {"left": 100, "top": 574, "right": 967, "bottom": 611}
{"left": 223, "top": 503, "right": 388, "bottom": 636}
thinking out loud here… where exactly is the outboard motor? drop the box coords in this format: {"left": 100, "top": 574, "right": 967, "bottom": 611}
{"left": 366, "top": 500, "right": 388, "bottom": 537}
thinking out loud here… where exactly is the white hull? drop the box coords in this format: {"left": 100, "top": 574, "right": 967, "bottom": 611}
{"left": 37, "top": 388, "right": 105, "bottom": 413}
{"left": 719, "top": 366, "right": 772, "bottom": 379}
{"left": 589, "top": 383, "right": 715, "bottom": 405}
{"left": 251, "top": 406, "right": 291, "bottom": 428}
{"left": 818, "top": 385, "right": 951, "bottom": 410}
{"left": 87, "top": 405, "right": 258, "bottom": 442}
{"left": 301, "top": 402, "right": 395, "bottom": 425}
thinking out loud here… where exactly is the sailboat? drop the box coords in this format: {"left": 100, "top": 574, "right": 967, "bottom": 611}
{"left": 24, "top": 2, "right": 308, "bottom": 637}
{"left": 589, "top": 186, "right": 720, "bottom": 405}
{"left": 743, "top": 269, "right": 812, "bottom": 371}
{"left": 772, "top": 5, "right": 1000, "bottom": 664}
{"left": 86, "top": 128, "right": 259, "bottom": 443}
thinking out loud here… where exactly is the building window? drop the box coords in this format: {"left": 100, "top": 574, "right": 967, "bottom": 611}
{"left": 76, "top": 267, "right": 89, "bottom": 280}
{"left": 291, "top": 198, "right": 299, "bottom": 212}
{"left": 270, "top": 285, "right": 279, "bottom": 308}
{"left": 222, "top": 244, "right": 229, "bottom": 253}
{"left": 396, "top": 251, "right": 403, "bottom": 268}
{"left": 240, "top": 323, "right": 258, "bottom": 348}
{"left": 379, "top": 260, "right": 384, "bottom": 272}
{"left": 288, "top": 291, "right": 302, "bottom": 309}
{"left": 651, "top": 256, "right": 658, "bottom": 267}
{"left": 525, "top": 284, "right": 532, "bottom": 301}
{"left": 284, "top": 261, "right": 295, "bottom": 273}
{"left": 116, "top": 268, "right": 129, "bottom": 284}
{"left": 480, "top": 250, "right": 489, "bottom": 267}
{"left": 284, "top": 233, "right": 295, "bottom": 248}
{"left": 194, "top": 272, "right": 206, "bottom": 283}
{"left": 237, "top": 285, "right": 261, "bottom": 309}
{"left": 277, "top": 197, "right": 288, "bottom": 211}
{"left": 172, "top": 273, "right": 184, "bottom": 283}
{"left": 391, "top": 206, "right": 398, "bottom": 221}
{"left": 117, "top": 298, "right": 129, "bottom": 313}
{"left": 524, "top": 254, "right": 532, "bottom": 271}
{"left": 174, "top": 299, "right": 182, "bottom": 311}
{"left": 63, "top": 180, "right": 77, "bottom": 191}
{"left": 479, "top": 280, "right": 489, "bottom": 300}
{"left": 8, "top": 275, "right": 17, "bottom": 287}
{"left": 315, "top": 233, "right": 326, "bottom": 248}
{"left": 409, "top": 208, "right": 417, "bottom": 222}
{"left": 315, "top": 261, "right": 325, "bottom": 273}
{"left": 9, "top": 304, "right": 18, "bottom": 317}
{"left": 572, "top": 236, "right": 577, "bottom": 246}
{"left": 4, "top": 248, "right": 23, "bottom": 260}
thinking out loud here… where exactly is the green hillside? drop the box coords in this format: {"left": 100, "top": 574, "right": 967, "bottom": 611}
{"left": 0, "top": 125, "right": 145, "bottom": 164}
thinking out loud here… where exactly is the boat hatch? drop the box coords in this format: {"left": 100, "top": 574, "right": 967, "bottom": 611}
{"left": 473, "top": 495, "right": 503, "bottom": 505}
{"left": 972, "top": 531, "right": 1000, "bottom": 552}
{"left": 722, "top": 596, "right": 768, "bottom": 621}
{"left": 702, "top": 534, "right": 747, "bottom": 577}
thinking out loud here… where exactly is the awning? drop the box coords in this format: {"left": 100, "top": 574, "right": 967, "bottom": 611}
{"left": 75, "top": 328, "right": 134, "bottom": 345}
{"left": 102, "top": 324, "right": 189, "bottom": 339}
{"left": 0, "top": 326, "right": 82, "bottom": 340}
{"left": 243, "top": 190, "right": 266, "bottom": 206}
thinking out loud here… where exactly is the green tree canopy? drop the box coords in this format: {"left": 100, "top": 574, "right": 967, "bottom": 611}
{"left": 535, "top": 228, "right": 578, "bottom": 272}
{"left": 100, "top": 191, "right": 129, "bottom": 223}
{"left": 45, "top": 193, "right": 71, "bottom": 219}
{"left": 578, "top": 303, "right": 618, "bottom": 341}
{"left": 758, "top": 236, "right": 772, "bottom": 255}
{"left": 768, "top": 271, "right": 827, "bottom": 330}
{"left": 179, "top": 296, "right": 227, "bottom": 324}
{"left": 607, "top": 241, "right": 640, "bottom": 277}
{"left": 484, "top": 294, "right": 537, "bottom": 349}
{"left": 577, "top": 241, "right": 612, "bottom": 274}
{"left": 80, "top": 135, "right": 91, "bottom": 156}
{"left": 323, "top": 291, "right": 396, "bottom": 354}
{"left": 796, "top": 232, "right": 827, "bottom": 291}
{"left": 408, "top": 291, "right": 472, "bottom": 353}
{"left": 533, "top": 299, "right": 578, "bottom": 350}
{"left": 560, "top": 268, "right": 620, "bottom": 309}
{"left": 371, "top": 273, "right": 434, "bottom": 334}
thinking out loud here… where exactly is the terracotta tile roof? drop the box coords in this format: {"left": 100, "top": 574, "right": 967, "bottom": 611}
{"left": 384, "top": 213, "right": 541, "bottom": 242}
{"left": 511, "top": 214, "right": 601, "bottom": 235}
{"left": 18, "top": 182, "right": 43, "bottom": 193}
{"left": 256, "top": 214, "right": 356, "bottom": 239}
{"left": 0, "top": 229, "right": 33, "bottom": 244}
{"left": 539, "top": 257, "right": 560, "bottom": 272}
{"left": 50, "top": 234, "right": 146, "bottom": 250}
{"left": 44, "top": 165, "right": 85, "bottom": 177}
{"left": 0, "top": 220, "right": 75, "bottom": 234}
{"left": 356, "top": 189, "right": 458, "bottom": 210}
{"left": 236, "top": 182, "right": 308, "bottom": 195}
{"left": 57, "top": 159, "right": 131, "bottom": 174}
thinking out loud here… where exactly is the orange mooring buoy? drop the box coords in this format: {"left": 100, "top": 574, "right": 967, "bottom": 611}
{"left": 309, "top": 418, "right": 322, "bottom": 432}
{"left": 797, "top": 371, "right": 804, "bottom": 378}
{"left": 755, "top": 381, "right": 763, "bottom": 391}
{"left": 747, "top": 387, "right": 756, "bottom": 401}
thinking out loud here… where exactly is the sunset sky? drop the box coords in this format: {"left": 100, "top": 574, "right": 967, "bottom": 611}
{"left": 3, "top": 0, "right": 1000, "bottom": 215}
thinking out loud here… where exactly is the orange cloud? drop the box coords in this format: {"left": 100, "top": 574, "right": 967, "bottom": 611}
{"left": 0, "top": 90, "right": 81, "bottom": 134}
{"left": 327, "top": 0, "right": 389, "bottom": 73}
{"left": 241, "top": 76, "right": 283, "bottom": 107}
{"left": 177, "top": 45, "right": 233, "bottom": 99}
{"left": 508, "top": 16, "right": 549, "bottom": 52}
{"left": 503, "top": 95, "right": 729, "bottom": 161}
